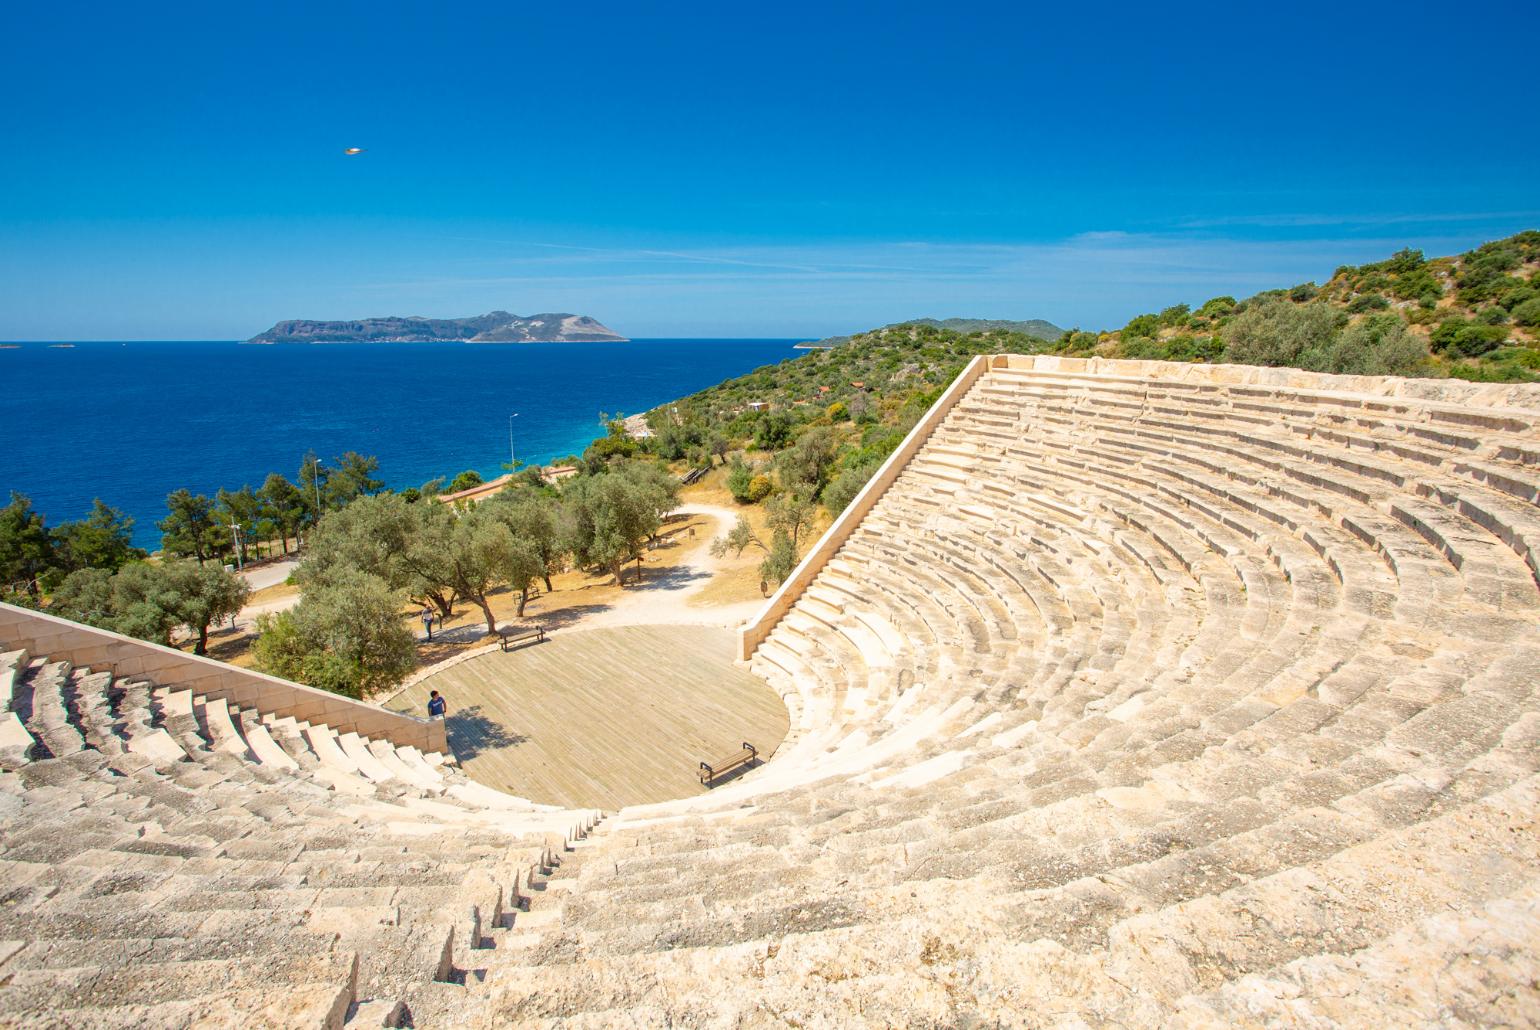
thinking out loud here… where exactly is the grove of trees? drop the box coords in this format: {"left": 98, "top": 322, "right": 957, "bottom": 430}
{"left": 246, "top": 455, "right": 680, "bottom": 694}
{"left": 49, "top": 558, "right": 249, "bottom": 655}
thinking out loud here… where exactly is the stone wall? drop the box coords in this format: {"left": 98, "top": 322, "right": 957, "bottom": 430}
{"left": 991, "top": 353, "right": 1540, "bottom": 411}
{"left": 0, "top": 601, "right": 447, "bottom": 753}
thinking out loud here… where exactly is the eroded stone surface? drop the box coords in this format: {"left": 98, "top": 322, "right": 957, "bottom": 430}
{"left": 4, "top": 358, "right": 1540, "bottom": 1026}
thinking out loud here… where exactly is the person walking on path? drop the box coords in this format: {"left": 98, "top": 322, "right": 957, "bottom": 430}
{"left": 421, "top": 605, "right": 435, "bottom": 641}
{"left": 427, "top": 690, "right": 447, "bottom": 719}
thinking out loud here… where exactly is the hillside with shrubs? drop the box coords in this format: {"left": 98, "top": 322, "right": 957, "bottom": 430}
{"left": 1056, "top": 229, "right": 1540, "bottom": 381}
{"left": 635, "top": 230, "right": 1540, "bottom": 588}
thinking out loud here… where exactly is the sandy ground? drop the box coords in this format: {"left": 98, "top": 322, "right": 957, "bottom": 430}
{"left": 575, "top": 502, "right": 765, "bottom": 630}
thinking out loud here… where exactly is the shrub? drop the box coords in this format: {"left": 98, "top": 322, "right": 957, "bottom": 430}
{"left": 1308, "top": 315, "right": 1425, "bottom": 376}
{"left": 1446, "top": 354, "right": 1539, "bottom": 383}
{"left": 826, "top": 401, "right": 849, "bottom": 422}
{"left": 1501, "top": 286, "right": 1538, "bottom": 312}
{"left": 1511, "top": 297, "right": 1540, "bottom": 328}
{"left": 1054, "top": 330, "right": 1099, "bottom": 355}
{"left": 1117, "top": 336, "right": 1162, "bottom": 360}
{"left": 753, "top": 412, "right": 794, "bottom": 450}
{"left": 447, "top": 469, "right": 483, "bottom": 493}
{"left": 1164, "top": 334, "right": 1224, "bottom": 362}
{"left": 1430, "top": 319, "right": 1508, "bottom": 358}
{"left": 1390, "top": 267, "right": 1440, "bottom": 302}
{"left": 1197, "top": 296, "right": 1237, "bottom": 319}
{"left": 726, "top": 456, "right": 755, "bottom": 503}
{"left": 823, "top": 458, "right": 881, "bottom": 515}
{"left": 1383, "top": 247, "right": 1424, "bottom": 274}
{"left": 1289, "top": 282, "right": 1319, "bottom": 302}
{"left": 1122, "top": 314, "right": 1160, "bottom": 338}
{"left": 1222, "top": 298, "right": 1340, "bottom": 367}
{"left": 745, "top": 474, "right": 773, "bottom": 503}
{"left": 1347, "top": 293, "right": 1390, "bottom": 313}
{"left": 1158, "top": 304, "right": 1191, "bottom": 328}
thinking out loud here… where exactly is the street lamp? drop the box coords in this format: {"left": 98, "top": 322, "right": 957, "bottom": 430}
{"left": 229, "top": 522, "right": 244, "bottom": 572}
{"left": 508, "top": 412, "right": 519, "bottom": 474}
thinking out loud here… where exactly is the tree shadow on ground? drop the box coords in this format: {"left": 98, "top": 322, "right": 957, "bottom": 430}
{"left": 512, "top": 603, "right": 613, "bottom": 632}
{"left": 445, "top": 704, "right": 528, "bottom": 761}
{"left": 623, "top": 565, "right": 711, "bottom": 593}
{"left": 430, "top": 622, "right": 493, "bottom": 645}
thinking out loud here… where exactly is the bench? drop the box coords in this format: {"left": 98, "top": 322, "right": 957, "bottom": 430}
{"left": 497, "top": 625, "right": 548, "bottom": 652}
{"left": 698, "top": 742, "right": 757, "bottom": 786}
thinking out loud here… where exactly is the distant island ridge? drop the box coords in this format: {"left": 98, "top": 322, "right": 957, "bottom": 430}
{"left": 796, "top": 317, "right": 1066, "bottom": 349}
{"left": 247, "top": 310, "right": 627, "bottom": 344}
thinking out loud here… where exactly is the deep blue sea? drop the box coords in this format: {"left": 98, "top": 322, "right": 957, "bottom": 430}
{"left": 0, "top": 339, "right": 798, "bottom": 548}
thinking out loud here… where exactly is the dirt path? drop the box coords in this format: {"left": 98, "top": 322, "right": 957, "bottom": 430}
{"left": 575, "top": 503, "right": 765, "bottom": 631}
{"left": 239, "top": 557, "right": 298, "bottom": 592}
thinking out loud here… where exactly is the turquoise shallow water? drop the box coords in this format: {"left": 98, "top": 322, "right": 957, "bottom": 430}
{"left": 0, "top": 338, "right": 798, "bottom": 548}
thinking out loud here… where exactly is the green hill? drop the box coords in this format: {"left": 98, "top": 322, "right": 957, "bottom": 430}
{"left": 617, "top": 230, "right": 1540, "bottom": 539}
{"left": 797, "top": 316, "right": 1063, "bottom": 349}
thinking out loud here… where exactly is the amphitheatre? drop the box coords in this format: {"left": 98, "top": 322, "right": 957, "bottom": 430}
{"left": 4, "top": 352, "right": 1540, "bottom": 1027}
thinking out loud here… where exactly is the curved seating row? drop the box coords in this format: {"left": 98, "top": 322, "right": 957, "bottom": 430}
{"left": 458, "top": 360, "right": 1540, "bottom": 1026}
{"left": 0, "top": 645, "right": 597, "bottom": 1026}
{"left": 4, "top": 356, "right": 1538, "bottom": 1026}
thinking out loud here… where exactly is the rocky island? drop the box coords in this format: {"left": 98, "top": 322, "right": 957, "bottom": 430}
{"left": 247, "top": 310, "right": 627, "bottom": 344}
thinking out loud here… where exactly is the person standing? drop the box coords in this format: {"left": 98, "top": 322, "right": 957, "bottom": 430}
{"left": 427, "top": 690, "right": 447, "bottom": 719}
{"left": 421, "top": 605, "right": 434, "bottom": 641}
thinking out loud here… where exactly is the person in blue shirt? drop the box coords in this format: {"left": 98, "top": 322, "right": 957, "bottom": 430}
{"left": 427, "top": 690, "right": 447, "bottom": 719}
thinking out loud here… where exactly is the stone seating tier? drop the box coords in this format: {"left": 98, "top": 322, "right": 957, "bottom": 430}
{"left": 0, "top": 642, "right": 598, "bottom": 1026}
{"left": 5, "top": 355, "right": 1540, "bottom": 1026}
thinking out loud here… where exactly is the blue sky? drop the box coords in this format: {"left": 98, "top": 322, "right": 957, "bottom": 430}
{"left": 3, "top": 1, "right": 1536, "bottom": 339}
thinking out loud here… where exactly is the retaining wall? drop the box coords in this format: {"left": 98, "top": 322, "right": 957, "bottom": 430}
{"left": 737, "top": 354, "right": 991, "bottom": 660}
{"left": 0, "top": 601, "right": 447, "bottom": 753}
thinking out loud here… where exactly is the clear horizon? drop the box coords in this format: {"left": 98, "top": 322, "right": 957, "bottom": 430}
{"left": 3, "top": 1, "right": 1536, "bottom": 340}
{"left": 0, "top": 335, "right": 809, "bottom": 343}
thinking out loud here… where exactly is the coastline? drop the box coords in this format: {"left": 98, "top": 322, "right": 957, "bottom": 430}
{"left": 4, "top": 338, "right": 800, "bottom": 549}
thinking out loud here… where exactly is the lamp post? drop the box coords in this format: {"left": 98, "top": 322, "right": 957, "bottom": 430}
{"left": 508, "top": 412, "right": 519, "bottom": 474}
{"left": 229, "top": 522, "right": 244, "bottom": 572}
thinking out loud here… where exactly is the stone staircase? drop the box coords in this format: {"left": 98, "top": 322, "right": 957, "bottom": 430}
{"left": 4, "top": 356, "right": 1540, "bottom": 1026}
{"left": 0, "top": 647, "right": 599, "bottom": 1027}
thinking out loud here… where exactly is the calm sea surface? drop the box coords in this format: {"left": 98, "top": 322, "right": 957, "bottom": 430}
{"left": 0, "top": 339, "right": 798, "bottom": 548}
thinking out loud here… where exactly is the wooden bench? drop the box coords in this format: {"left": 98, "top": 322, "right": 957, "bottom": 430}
{"left": 698, "top": 742, "right": 757, "bottom": 786}
{"left": 497, "top": 625, "right": 548, "bottom": 653}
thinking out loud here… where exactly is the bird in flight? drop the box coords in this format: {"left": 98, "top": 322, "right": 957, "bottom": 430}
{"left": 343, "top": 147, "right": 365, "bottom": 156}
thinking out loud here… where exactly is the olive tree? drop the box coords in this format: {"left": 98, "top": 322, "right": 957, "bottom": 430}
{"left": 482, "top": 491, "right": 563, "bottom": 592}
{"left": 48, "top": 559, "right": 248, "bottom": 655}
{"left": 561, "top": 462, "right": 678, "bottom": 585}
{"left": 1221, "top": 298, "right": 1341, "bottom": 368}
{"left": 252, "top": 571, "right": 415, "bottom": 698}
